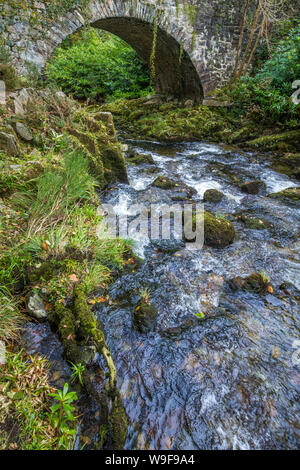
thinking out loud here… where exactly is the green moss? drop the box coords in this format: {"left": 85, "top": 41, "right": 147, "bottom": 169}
{"left": 245, "top": 130, "right": 300, "bottom": 152}
{"left": 73, "top": 284, "right": 106, "bottom": 350}
{"left": 204, "top": 212, "right": 235, "bottom": 248}
{"left": 127, "top": 152, "right": 154, "bottom": 165}
{"left": 271, "top": 153, "right": 300, "bottom": 179}
{"left": 235, "top": 214, "right": 272, "bottom": 230}
{"left": 101, "top": 98, "right": 230, "bottom": 142}
{"left": 55, "top": 302, "right": 78, "bottom": 362}
{"left": 242, "top": 273, "right": 271, "bottom": 294}
{"left": 185, "top": 211, "right": 235, "bottom": 248}
{"left": 152, "top": 175, "right": 177, "bottom": 190}
{"left": 110, "top": 395, "right": 128, "bottom": 450}
{"left": 267, "top": 187, "right": 300, "bottom": 202}
{"left": 203, "top": 189, "right": 223, "bottom": 203}
{"left": 26, "top": 261, "right": 58, "bottom": 284}
{"left": 99, "top": 144, "right": 128, "bottom": 184}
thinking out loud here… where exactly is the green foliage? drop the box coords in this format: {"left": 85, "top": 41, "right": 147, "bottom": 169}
{"left": 194, "top": 312, "right": 205, "bottom": 320}
{"left": 46, "top": 29, "right": 151, "bottom": 101}
{"left": 70, "top": 363, "right": 85, "bottom": 386}
{"left": 231, "top": 23, "right": 300, "bottom": 123}
{"left": 25, "top": 150, "right": 96, "bottom": 234}
{"left": 0, "top": 350, "right": 77, "bottom": 450}
{"left": 0, "top": 288, "right": 23, "bottom": 341}
{"left": 49, "top": 383, "right": 77, "bottom": 449}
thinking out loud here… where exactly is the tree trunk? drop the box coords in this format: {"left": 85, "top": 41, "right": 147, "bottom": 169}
{"left": 233, "top": 0, "right": 249, "bottom": 79}
{"left": 244, "top": 19, "right": 266, "bottom": 75}
{"left": 236, "top": 1, "right": 263, "bottom": 78}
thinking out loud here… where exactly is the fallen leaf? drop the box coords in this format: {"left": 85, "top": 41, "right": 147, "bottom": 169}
{"left": 267, "top": 285, "right": 274, "bottom": 294}
{"left": 69, "top": 274, "right": 79, "bottom": 282}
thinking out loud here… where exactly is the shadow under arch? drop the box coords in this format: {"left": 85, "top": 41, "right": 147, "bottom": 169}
{"left": 91, "top": 17, "right": 204, "bottom": 102}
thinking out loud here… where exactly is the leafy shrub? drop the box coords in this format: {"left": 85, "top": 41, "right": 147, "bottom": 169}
{"left": 46, "top": 29, "right": 151, "bottom": 101}
{"left": 231, "top": 23, "right": 300, "bottom": 123}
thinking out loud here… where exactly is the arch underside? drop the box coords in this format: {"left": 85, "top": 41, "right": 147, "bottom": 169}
{"left": 91, "top": 17, "right": 204, "bottom": 102}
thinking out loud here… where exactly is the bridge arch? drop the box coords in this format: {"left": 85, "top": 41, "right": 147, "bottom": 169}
{"left": 1, "top": 0, "right": 248, "bottom": 100}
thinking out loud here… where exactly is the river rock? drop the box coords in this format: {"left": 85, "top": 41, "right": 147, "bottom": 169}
{"left": 228, "top": 273, "right": 271, "bottom": 294}
{"left": 234, "top": 212, "right": 273, "bottom": 230}
{"left": 27, "top": 293, "right": 48, "bottom": 320}
{"left": 133, "top": 299, "right": 158, "bottom": 333}
{"left": 203, "top": 189, "right": 224, "bottom": 203}
{"left": 152, "top": 175, "right": 178, "bottom": 190}
{"left": 204, "top": 212, "right": 235, "bottom": 248}
{"left": 127, "top": 151, "right": 154, "bottom": 165}
{"left": 151, "top": 239, "right": 185, "bottom": 254}
{"left": 267, "top": 187, "right": 300, "bottom": 203}
{"left": 184, "top": 211, "right": 235, "bottom": 248}
{"left": 15, "top": 122, "right": 33, "bottom": 141}
{"left": 0, "top": 130, "right": 20, "bottom": 156}
{"left": 240, "top": 180, "right": 266, "bottom": 195}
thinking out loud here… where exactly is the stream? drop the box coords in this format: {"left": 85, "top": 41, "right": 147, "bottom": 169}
{"left": 23, "top": 138, "right": 300, "bottom": 450}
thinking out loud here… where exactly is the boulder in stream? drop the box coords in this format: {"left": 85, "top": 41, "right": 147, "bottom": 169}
{"left": 267, "top": 187, "right": 300, "bottom": 203}
{"left": 204, "top": 211, "right": 235, "bottom": 248}
{"left": 228, "top": 273, "right": 272, "bottom": 295}
{"left": 203, "top": 189, "right": 224, "bottom": 203}
{"left": 133, "top": 299, "right": 158, "bottom": 333}
{"left": 240, "top": 180, "right": 266, "bottom": 195}
{"left": 127, "top": 151, "right": 155, "bottom": 165}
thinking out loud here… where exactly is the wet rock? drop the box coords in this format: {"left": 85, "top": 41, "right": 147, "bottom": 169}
{"left": 267, "top": 187, "right": 300, "bottom": 203}
{"left": 234, "top": 213, "right": 272, "bottom": 230}
{"left": 27, "top": 293, "right": 48, "bottom": 320}
{"left": 76, "top": 345, "right": 97, "bottom": 365}
{"left": 161, "top": 316, "right": 198, "bottom": 337}
{"left": 271, "top": 153, "right": 300, "bottom": 180}
{"left": 203, "top": 189, "right": 223, "bottom": 203}
{"left": 15, "top": 122, "right": 33, "bottom": 141}
{"left": 127, "top": 151, "right": 154, "bottom": 165}
{"left": 279, "top": 282, "right": 300, "bottom": 301}
{"left": 100, "top": 145, "right": 128, "bottom": 184}
{"left": 133, "top": 299, "right": 158, "bottom": 333}
{"left": 144, "top": 166, "right": 160, "bottom": 175}
{"left": 228, "top": 273, "right": 272, "bottom": 295}
{"left": 240, "top": 180, "right": 266, "bottom": 195}
{"left": 204, "top": 212, "right": 235, "bottom": 248}
{"left": 151, "top": 239, "right": 185, "bottom": 254}
{"left": 152, "top": 175, "right": 197, "bottom": 200}
{"left": 0, "top": 130, "right": 20, "bottom": 156}
{"left": 184, "top": 211, "right": 235, "bottom": 248}
{"left": 152, "top": 175, "right": 178, "bottom": 190}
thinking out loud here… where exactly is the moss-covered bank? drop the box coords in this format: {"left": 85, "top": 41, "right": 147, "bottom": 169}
{"left": 0, "top": 88, "right": 131, "bottom": 449}
{"left": 101, "top": 96, "right": 300, "bottom": 179}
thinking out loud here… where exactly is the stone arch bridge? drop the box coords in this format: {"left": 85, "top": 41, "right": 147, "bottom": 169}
{"left": 1, "top": 0, "right": 256, "bottom": 101}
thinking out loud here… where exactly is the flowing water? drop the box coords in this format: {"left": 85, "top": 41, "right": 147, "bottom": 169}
{"left": 24, "top": 138, "right": 300, "bottom": 450}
